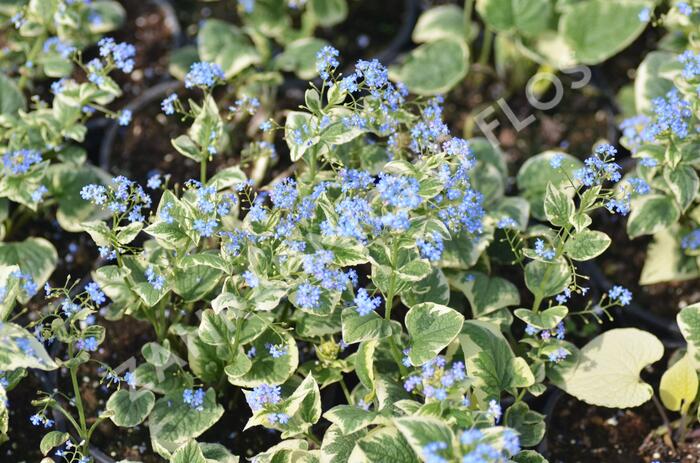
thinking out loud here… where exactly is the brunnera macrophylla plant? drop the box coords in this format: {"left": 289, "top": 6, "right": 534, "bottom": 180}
{"left": 0, "top": 44, "right": 676, "bottom": 463}
{"left": 1, "top": 27, "right": 136, "bottom": 248}
{"left": 615, "top": 1, "right": 700, "bottom": 286}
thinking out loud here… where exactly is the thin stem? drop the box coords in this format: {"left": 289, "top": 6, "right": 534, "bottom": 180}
{"left": 651, "top": 393, "right": 676, "bottom": 452}
{"left": 200, "top": 159, "right": 207, "bottom": 184}
{"left": 478, "top": 29, "right": 494, "bottom": 65}
{"left": 69, "top": 363, "right": 89, "bottom": 454}
{"left": 339, "top": 379, "right": 353, "bottom": 405}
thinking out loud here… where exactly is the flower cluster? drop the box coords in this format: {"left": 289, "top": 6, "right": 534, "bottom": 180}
{"left": 403, "top": 356, "right": 468, "bottom": 400}
{"left": 81, "top": 176, "right": 151, "bottom": 223}
{"left": 185, "top": 61, "right": 225, "bottom": 89}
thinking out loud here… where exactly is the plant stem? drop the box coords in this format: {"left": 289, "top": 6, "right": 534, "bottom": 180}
{"left": 339, "top": 379, "right": 353, "bottom": 405}
{"left": 200, "top": 159, "right": 207, "bottom": 183}
{"left": 651, "top": 393, "right": 676, "bottom": 451}
{"left": 69, "top": 364, "right": 89, "bottom": 453}
{"left": 479, "top": 29, "right": 494, "bottom": 65}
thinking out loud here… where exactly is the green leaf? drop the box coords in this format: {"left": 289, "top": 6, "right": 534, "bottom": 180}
{"left": 40, "top": 431, "right": 69, "bottom": 455}
{"left": 149, "top": 389, "right": 223, "bottom": 457}
{"left": 504, "top": 402, "right": 545, "bottom": 447}
{"left": 516, "top": 151, "right": 582, "bottom": 220}
{"left": 285, "top": 111, "right": 315, "bottom": 162}
{"left": 106, "top": 389, "right": 156, "bottom": 427}
{"left": 355, "top": 340, "right": 377, "bottom": 390}
{"left": 171, "top": 441, "right": 207, "bottom": 463}
{"left": 514, "top": 306, "right": 568, "bottom": 330}
{"left": 198, "top": 309, "right": 233, "bottom": 347}
{"left": 561, "top": 0, "right": 651, "bottom": 64}
{"left": 543, "top": 183, "right": 574, "bottom": 227}
{"left": 476, "top": 0, "right": 552, "bottom": 36}
{"left": 0, "top": 322, "right": 57, "bottom": 371}
{"left": 0, "top": 237, "right": 57, "bottom": 302}
{"left": 678, "top": 304, "right": 700, "bottom": 369}
{"left": 634, "top": 51, "right": 675, "bottom": 114}
{"left": 324, "top": 405, "right": 379, "bottom": 435}
{"left": 0, "top": 74, "right": 25, "bottom": 115}
{"left": 171, "top": 134, "right": 202, "bottom": 161}
{"left": 309, "top": 0, "right": 348, "bottom": 27}
{"left": 627, "top": 194, "right": 680, "bottom": 238}
{"left": 664, "top": 165, "right": 699, "bottom": 212}
{"left": 412, "top": 5, "right": 466, "bottom": 43}
{"left": 554, "top": 328, "right": 663, "bottom": 408}
{"left": 394, "top": 417, "right": 455, "bottom": 458}
{"left": 198, "top": 19, "right": 259, "bottom": 78}
{"left": 453, "top": 271, "right": 520, "bottom": 317}
{"left": 564, "top": 230, "right": 611, "bottom": 261}
{"left": 341, "top": 308, "right": 394, "bottom": 344}
{"left": 460, "top": 321, "right": 534, "bottom": 399}
{"left": 229, "top": 329, "right": 298, "bottom": 387}
{"left": 512, "top": 450, "right": 549, "bottom": 463}
{"left": 321, "top": 425, "right": 366, "bottom": 463}
{"left": 349, "top": 427, "right": 419, "bottom": 463}
{"left": 659, "top": 353, "right": 698, "bottom": 414}
{"left": 389, "top": 38, "right": 468, "bottom": 95}
{"left": 400, "top": 266, "right": 450, "bottom": 308}
{"left": 524, "top": 259, "right": 571, "bottom": 299}
{"left": 640, "top": 227, "right": 700, "bottom": 285}
{"left": 406, "top": 303, "right": 464, "bottom": 365}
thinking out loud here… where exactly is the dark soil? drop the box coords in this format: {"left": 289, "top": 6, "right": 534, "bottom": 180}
{"left": 545, "top": 395, "right": 661, "bottom": 463}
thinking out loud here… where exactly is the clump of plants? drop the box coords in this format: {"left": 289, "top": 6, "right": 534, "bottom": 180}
{"left": 1, "top": 1, "right": 700, "bottom": 462}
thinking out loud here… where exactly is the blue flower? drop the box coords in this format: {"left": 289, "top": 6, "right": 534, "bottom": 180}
{"left": 161, "top": 94, "right": 177, "bottom": 115}
{"left": 243, "top": 270, "right": 259, "bottom": 288}
{"left": 376, "top": 173, "right": 422, "bottom": 210}
{"left": 422, "top": 441, "right": 448, "bottom": 463}
{"left": 85, "top": 282, "right": 106, "bottom": 305}
{"left": 638, "top": 7, "right": 651, "bottom": 22}
{"left": 185, "top": 62, "right": 224, "bottom": 88}
{"left": 681, "top": 228, "right": 700, "bottom": 251}
{"left": 31, "top": 185, "right": 48, "bottom": 203}
{"left": 417, "top": 233, "right": 444, "bottom": 262}
{"left": 118, "top": 110, "right": 132, "bottom": 126}
{"left": 266, "top": 343, "right": 287, "bottom": 358}
{"left": 677, "top": 2, "right": 693, "bottom": 16}
{"left": 98, "top": 37, "right": 136, "bottom": 73}
{"left": 296, "top": 281, "right": 321, "bottom": 310}
{"left": 193, "top": 218, "right": 218, "bottom": 237}
{"left": 460, "top": 429, "right": 483, "bottom": 446}
{"left": 549, "top": 153, "right": 564, "bottom": 168}
{"left": 76, "top": 337, "right": 99, "bottom": 352}
{"left": 43, "top": 37, "right": 75, "bottom": 58}
{"left": 270, "top": 178, "right": 298, "bottom": 209}
{"left": 315, "top": 45, "right": 340, "bottom": 82}
{"left": 145, "top": 266, "right": 166, "bottom": 291}
{"left": 534, "top": 238, "right": 555, "bottom": 260}
{"left": 354, "top": 288, "right": 381, "bottom": 316}
{"left": 183, "top": 388, "right": 206, "bottom": 411}
{"left": 246, "top": 384, "right": 282, "bottom": 412}
{"left": 608, "top": 285, "right": 632, "bottom": 306}
{"left": 2, "top": 149, "right": 42, "bottom": 175}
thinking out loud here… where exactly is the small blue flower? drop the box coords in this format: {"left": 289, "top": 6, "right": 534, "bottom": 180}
{"left": 549, "top": 153, "right": 564, "bottom": 168}
{"left": 161, "top": 94, "right": 177, "bottom": 115}
{"left": 117, "top": 109, "right": 132, "bottom": 126}
{"left": 681, "top": 229, "right": 700, "bottom": 251}
{"left": 296, "top": 281, "right": 321, "bottom": 310}
{"left": 639, "top": 7, "right": 651, "bottom": 22}
{"left": 608, "top": 285, "right": 632, "bottom": 306}
{"left": 534, "top": 238, "right": 555, "bottom": 260}
{"left": 183, "top": 388, "right": 206, "bottom": 411}
{"left": 246, "top": 384, "right": 282, "bottom": 412}
{"left": 315, "top": 45, "right": 340, "bottom": 82}
{"left": 242, "top": 270, "right": 259, "bottom": 288}
{"left": 354, "top": 288, "right": 381, "bottom": 316}
{"left": 85, "top": 282, "right": 106, "bottom": 305}
{"left": 185, "top": 62, "right": 224, "bottom": 88}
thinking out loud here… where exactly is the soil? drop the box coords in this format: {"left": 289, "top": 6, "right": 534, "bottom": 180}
{"left": 545, "top": 395, "right": 660, "bottom": 463}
